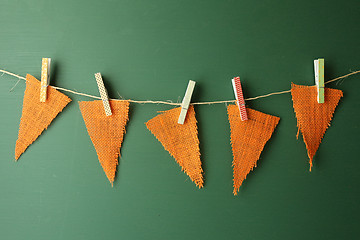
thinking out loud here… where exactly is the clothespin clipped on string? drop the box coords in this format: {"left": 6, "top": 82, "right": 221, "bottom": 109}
{"left": 231, "top": 76, "right": 248, "bottom": 121}
{"left": 40, "top": 58, "right": 51, "bottom": 102}
{"left": 314, "top": 58, "right": 325, "bottom": 103}
{"left": 178, "top": 80, "right": 196, "bottom": 124}
{"left": 94, "top": 72, "right": 112, "bottom": 116}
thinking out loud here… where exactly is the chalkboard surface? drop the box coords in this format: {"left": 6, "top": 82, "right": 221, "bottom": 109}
{"left": 1, "top": 1, "right": 359, "bottom": 239}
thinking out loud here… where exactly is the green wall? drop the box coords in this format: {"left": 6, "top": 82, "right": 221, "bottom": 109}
{"left": 1, "top": 0, "right": 359, "bottom": 239}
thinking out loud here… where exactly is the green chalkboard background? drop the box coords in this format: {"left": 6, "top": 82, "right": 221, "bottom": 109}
{"left": 1, "top": 0, "right": 359, "bottom": 239}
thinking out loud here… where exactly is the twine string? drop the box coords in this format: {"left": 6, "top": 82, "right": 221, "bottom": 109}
{"left": 1, "top": 68, "right": 359, "bottom": 106}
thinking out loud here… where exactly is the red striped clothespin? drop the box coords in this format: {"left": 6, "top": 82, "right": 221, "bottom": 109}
{"left": 231, "top": 77, "right": 248, "bottom": 121}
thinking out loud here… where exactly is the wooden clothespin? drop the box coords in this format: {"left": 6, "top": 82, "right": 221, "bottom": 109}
{"left": 231, "top": 76, "right": 248, "bottom": 121}
{"left": 314, "top": 58, "right": 325, "bottom": 103}
{"left": 178, "top": 80, "right": 196, "bottom": 124}
{"left": 40, "top": 58, "right": 51, "bottom": 102}
{"left": 94, "top": 72, "right": 112, "bottom": 116}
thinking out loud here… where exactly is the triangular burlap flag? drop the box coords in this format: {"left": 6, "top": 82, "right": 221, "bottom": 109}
{"left": 291, "top": 83, "right": 343, "bottom": 171}
{"left": 15, "top": 74, "right": 71, "bottom": 160}
{"left": 228, "top": 106, "right": 280, "bottom": 195}
{"left": 145, "top": 105, "right": 203, "bottom": 188}
{"left": 79, "top": 100, "right": 130, "bottom": 185}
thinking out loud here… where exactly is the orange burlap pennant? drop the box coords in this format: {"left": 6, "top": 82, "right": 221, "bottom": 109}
{"left": 15, "top": 74, "right": 71, "bottom": 160}
{"left": 79, "top": 100, "right": 130, "bottom": 185}
{"left": 228, "top": 106, "right": 280, "bottom": 195}
{"left": 79, "top": 100, "right": 129, "bottom": 185}
{"left": 146, "top": 105, "right": 203, "bottom": 188}
{"left": 291, "top": 83, "right": 343, "bottom": 171}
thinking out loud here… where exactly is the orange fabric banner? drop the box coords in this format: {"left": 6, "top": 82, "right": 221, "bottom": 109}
{"left": 228, "top": 106, "right": 280, "bottom": 195}
{"left": 79, "top": 100, "right": 130, "bottom": 185}
{"left": 146, "top": 106, "right": 204, "bottom": 188}
{"left": 15, "top": 74, "right": 71, "bottom": 160}
{"left": 291, "top": 83, "right": 343, "bottom": 171}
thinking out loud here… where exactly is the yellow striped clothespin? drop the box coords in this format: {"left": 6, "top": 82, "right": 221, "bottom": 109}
{"left": 40, "top": 58, "right": 51, "bottom": 102}
{"left": 94, "top": 72, "right": 112, "bottom": 116}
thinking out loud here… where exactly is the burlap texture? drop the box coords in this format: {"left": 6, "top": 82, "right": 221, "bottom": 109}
{"left": 15, "top": 74, "right": 71, "bottom": 160}
{"left": 79, "top": 100, "right": 130, "bottom": 185}
{"left": 146, "top": 105, "right": 203, "bottom": 188}
{"left": 228, "top": 106, "right": 280, "bottom": 195}
{"left": 291, "top": 83, "right": 343, "bottom": 171}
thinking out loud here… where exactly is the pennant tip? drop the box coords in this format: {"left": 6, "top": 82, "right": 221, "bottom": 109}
{"left": 15, "top": 152, "right": 20, "bottom": 161}
{"left": 107, "top": 177, "right": 115, "bottom": 187}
